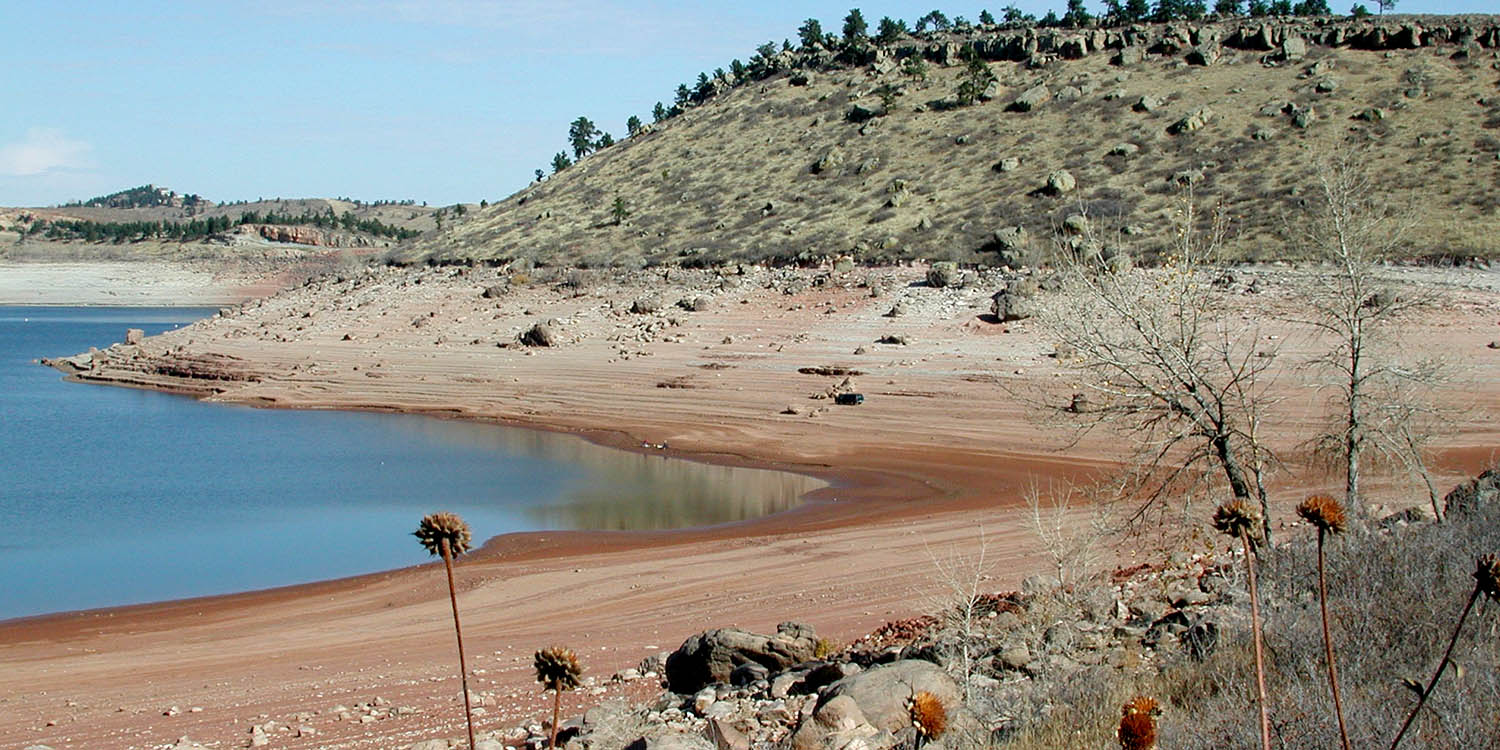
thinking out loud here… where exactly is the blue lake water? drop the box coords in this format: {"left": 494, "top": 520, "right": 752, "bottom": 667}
{"left": 0, "top": 306, "right": 823, "bottom": 620}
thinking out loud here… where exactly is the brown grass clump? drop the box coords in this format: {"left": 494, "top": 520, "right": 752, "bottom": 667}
{"left": 414, "top": 512, "right": 476, "bottom": 749}
{"left": 908, "top": 690, "right": 948, "bottom": 742}
{"left": 1390, "top": 552, "right": 1499, "bottom": 749}
{"left": 1297, "top": 494, "right": 1348, "bottom": 534}
{"left": 1117, "top": 696, "right": 1161, "bottom": 750}
{"left": 536, "top": 646, "right": 584, "bottom": 750}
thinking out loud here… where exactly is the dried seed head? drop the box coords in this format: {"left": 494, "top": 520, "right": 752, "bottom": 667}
{"left": 414, "top": 512, "right": 473, "bottom": 557}
{"left": 534, "top": 646, "right": 583, "bottom": 692}
{"left": 906, "top": 691, "right": 947, "bottom": 739}
{"left": 1212, "top": 500, "right": 1261, "bottom": 540}
{"left": 1297, "top": 494, "right": 1348, "bottom": 534}
{"left": 1118, "top": 696, "right": 1160, "bottom": 750}
{"left": 1475, "top": 554, "right": 1500, "bottom": 603}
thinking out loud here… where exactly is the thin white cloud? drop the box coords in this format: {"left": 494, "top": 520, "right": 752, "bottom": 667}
{"left": 0, "top": 128, "right": 93, "bottom": 177}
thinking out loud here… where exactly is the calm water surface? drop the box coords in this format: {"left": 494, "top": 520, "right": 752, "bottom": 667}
{"left": 0, "top": 307, "right": 823, "bottom": 620}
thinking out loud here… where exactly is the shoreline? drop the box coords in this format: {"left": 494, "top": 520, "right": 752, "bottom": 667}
{"left": 3, "top": 263, "right": 1497, "bottom": 749}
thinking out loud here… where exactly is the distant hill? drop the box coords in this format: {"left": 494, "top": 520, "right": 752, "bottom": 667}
{"left": 396, "top": 14, "right": 1500, "bottom": 268}
{"left": 63, "top": 184, "right": 209, "bottom": 210}
{"left": 1, "top": 193, "right": 475, "bottom": 259}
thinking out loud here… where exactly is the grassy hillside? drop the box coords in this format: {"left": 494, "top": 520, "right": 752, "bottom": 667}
{"left": 400, "top": 15, "right": 1500, "bottom": 268}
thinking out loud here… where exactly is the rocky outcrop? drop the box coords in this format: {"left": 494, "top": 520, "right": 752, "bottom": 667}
{"left": 235, "top": 224, "right": 379, "bottom": 248}
{"left": 665, "top": 622, "right": 820, "bottom": 694}
{"left": 1443, "top": 467, "right": 1500, "bottom": 517}
{"left": 894, "top": 17, "right": 1500, "bottom": 69}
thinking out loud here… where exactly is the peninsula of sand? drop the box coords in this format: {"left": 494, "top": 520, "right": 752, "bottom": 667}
{"left": 3, "top": 261, "right": 1499, "bottom": 749}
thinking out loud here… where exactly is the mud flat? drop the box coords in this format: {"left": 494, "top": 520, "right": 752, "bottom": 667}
{"left": 3, "top": 263, "right": 1498, "bottom": 749}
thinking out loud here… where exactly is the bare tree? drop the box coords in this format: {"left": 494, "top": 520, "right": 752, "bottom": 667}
{"left": 1024, "top": 482, "right": 1112, "bottom": 588}
{"left": 1294, "top": 148, "right": 1441, "bottom": 519}
{"left": 1036, "top": 194, "right": 1279, "bottom": 541}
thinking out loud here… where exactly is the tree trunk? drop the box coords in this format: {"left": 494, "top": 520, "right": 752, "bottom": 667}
{"left": 1215, "top": 434, "right": 1271, "bottom": 543}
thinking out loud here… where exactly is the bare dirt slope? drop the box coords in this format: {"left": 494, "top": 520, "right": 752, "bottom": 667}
{"left": 4, "top": 262, "right": 1498, "bottom": 749}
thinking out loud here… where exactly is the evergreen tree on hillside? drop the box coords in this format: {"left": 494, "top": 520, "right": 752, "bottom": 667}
{"left": 1063, "top": 0, "right": 1093, "bottom": 26}
{"left": 798, "top": 18, "right": 825, "bottom": 49}
{"left": 955, "top": 47, "right": 996, "bottom": 106}
{"left": 1248, "top": 0, "right": 1271, "bottom": 13}
{"left": 568, "top": 117, "right": 599, "bottom": 159}
{"left": 551, "top": 152, "right": 572, "bottom": 174}
{"left": 730, "top": 58, "right": 746, "bottom": 79}
{"left": 652, "top": 102, "right": 668, "bottom": 123}
{"left": 597, "top": 132, "right": 615, "bottom": 149}
{"left": 1214, "top": 0, "right": 1244, "bottom": 15}
{"left": 842, "top": 8, "right": 868, "bottom": 40}
{"left": 914, "top": 10, "right": 950, "bottom": 32}
{"left": 1125, "top": 0, "right": 1151, "bottom": 20}
{"left": 876, "top": 16, "right": 908, "bottom": 42}
{"left": 626, "top": 115, "right": 643, "bottom": 136}
{"left": 1377, "top": 0, "right": 1395, "bottom": 12}
{"left": 1294, "top": 0, "right": 1330, "bottom": 13}
{"left": 979, "top": 9, "right": 996, "bottom": 24}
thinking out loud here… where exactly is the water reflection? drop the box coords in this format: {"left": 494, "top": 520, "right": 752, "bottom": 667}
{"left": 398, "top": 418, "right": 825, "bottom": 530}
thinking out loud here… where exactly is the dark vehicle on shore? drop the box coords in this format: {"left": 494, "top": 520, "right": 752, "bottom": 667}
{"left": 835, "top": 393, "right": 864, "bottom": 405}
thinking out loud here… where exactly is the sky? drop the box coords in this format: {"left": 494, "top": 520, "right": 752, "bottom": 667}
{"left": 0, "top": 0, "right": 1488, "bottom": 207}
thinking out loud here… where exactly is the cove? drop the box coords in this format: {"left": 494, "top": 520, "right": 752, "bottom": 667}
{"left": 0, "top": 306, "right": 824, "bottom": 620}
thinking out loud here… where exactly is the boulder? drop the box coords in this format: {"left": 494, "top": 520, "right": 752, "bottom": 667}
{"left": 648, "top": 734, "right": 716, "bottom": 750}
{"left": 1443, "top": 468, "right": 1500, "bottom": 518}
{"left": 1045, "top": 169, "right": 1077, "bottom": 195}
{"left": 631, "top": 295, "right": 664, "bottom": 314}
{"left": 788, "top": 695, "right": 890, "bottom": 750}
{"left": 1133, "top": 94, "right": 1164, "bottom": 112}
{"left": 665, "top": 622, "right": 819, "bottom": 694}
{"left": 993, "top": 156, "right": 1021, "bottom": 173}
{"left": 520, "top": 322, "right": 556, "bottom": 347}
{"left": 813, "top": 148, "right": 845, "bottom": 175}
{"left": 481, "top": 284, "right": 507, "bottom": 299}
{"left": 125, "top": 328, "right": 144, "bottom": 345}
{"left": 1009, "top": 85, "right": 1051, "bottom": 112}
{"left": 993, "top": 225, "right": 1027, "bottom": 252}
{"left": 1169, "top": 106, "right": 1215, "bottom": 134}
{"left": 926, "top": 261, "right": 962, "bottom": 288}
{"left": 1108, "top": 142, "right": 1140, "bottom": 156}
{"left": 992, "top": 278, "right": 1040, "bottom": 322}
{"left": 1112, "top": 46, "right": 1146, "bottom": 66}
{"left": 819, "top": 660, "right": 960, "bottom": 734}
{"left": 1185, "top": 44, "right": 1220, "bottom": 65}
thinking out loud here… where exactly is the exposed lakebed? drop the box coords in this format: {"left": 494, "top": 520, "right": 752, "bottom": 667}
{"left": 0, "top": 306, "right": 823, "bottom": 619}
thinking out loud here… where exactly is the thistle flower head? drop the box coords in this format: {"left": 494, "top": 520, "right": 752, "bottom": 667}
{"left": 534, "top": 646, "right": 583, "bottom": 692}
{"left": 906, "top": 691, "right": 947, "bottom": 739}
{"left": 414, "top": 512, "right": 472, "bottom": 557}
{"left": 1476, "top": 554, "right": 1500, "bottom": 603}
{"left": 1297, "top": 494, "right": 1347, "bottom": 534}
{"left": 1117, "top": 696, "right": 1160, "bottom": 750}
{"left": 1212, "top": 500, "right": 1261, "bottom": 540}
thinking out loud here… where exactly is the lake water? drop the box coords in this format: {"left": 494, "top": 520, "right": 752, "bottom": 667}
{"left": 0, "top": 307, "right": 823, "bottom": 620}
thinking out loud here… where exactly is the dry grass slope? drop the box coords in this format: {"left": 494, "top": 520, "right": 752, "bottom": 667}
{"left": 402, "top": 17, "right": 1500, "bottom": 268}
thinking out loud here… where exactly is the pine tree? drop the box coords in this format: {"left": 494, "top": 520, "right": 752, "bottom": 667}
{"left": 798, "top": 18, "right": 825, "bottom": 48}
{"left": 626, "top": 115, "right": 643, "bottom": 136}
{"left": 979, "top": 9, "right": 996, "bottom": 24}
{"left": 568, "top": 117, "right": 599, "bottom": 159}
{"left": 842, "top": 8, "right": 868, "bottom": 40}
{"left": 551, "top": 152, "right": 572, "bottom": 174}
{"left": 876, "top": 16, "right": 907, "bottom": 42}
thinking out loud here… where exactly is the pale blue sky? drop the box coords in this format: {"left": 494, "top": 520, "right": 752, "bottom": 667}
{"left": 0, "top": 0, "right": 1487, "bottom": 207}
